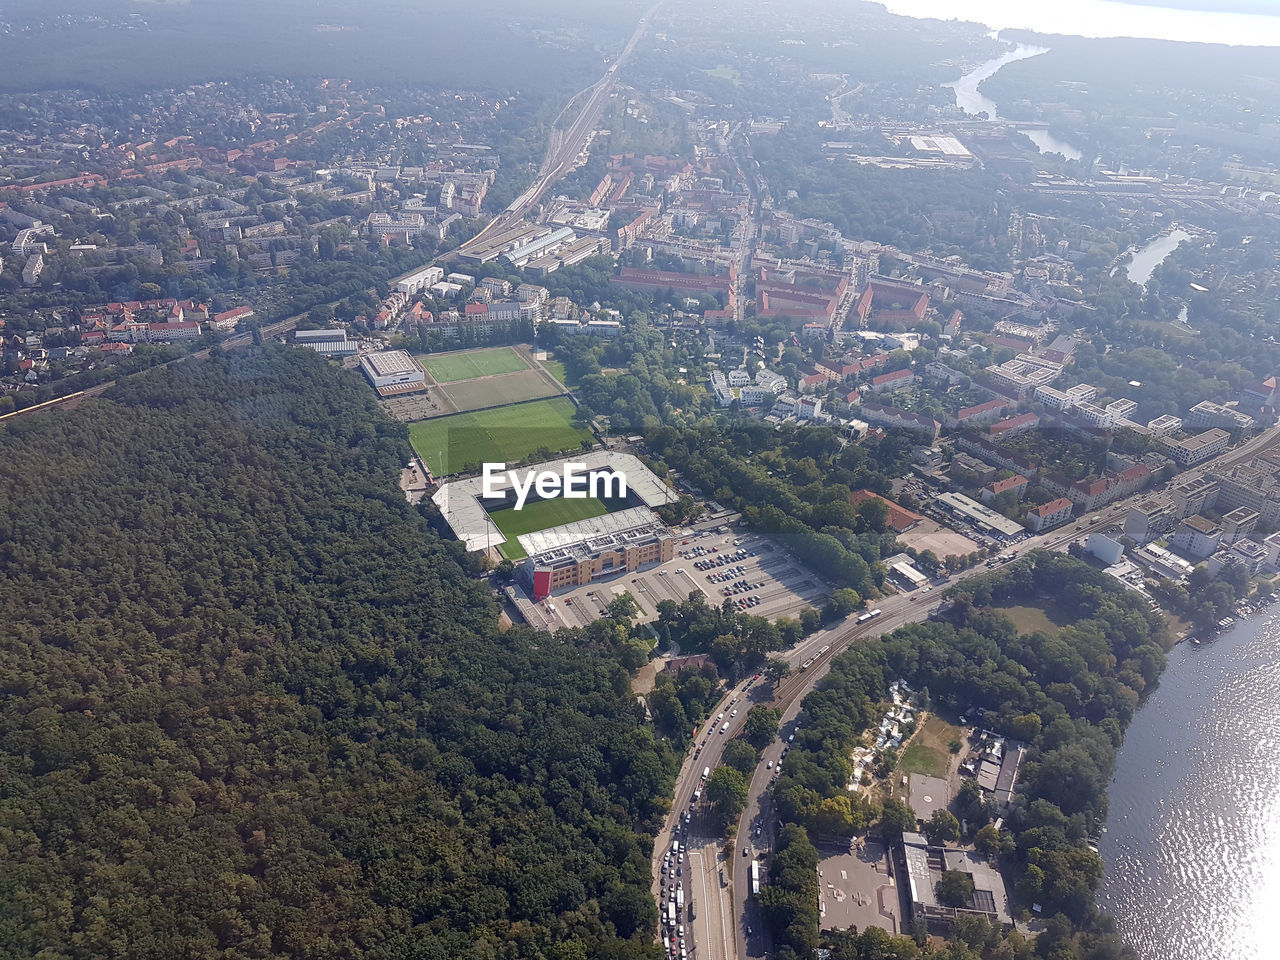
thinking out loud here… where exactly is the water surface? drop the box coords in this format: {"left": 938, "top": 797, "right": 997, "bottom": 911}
{"left": 1098, "top": 612, "right": 1280, "bottom": 960}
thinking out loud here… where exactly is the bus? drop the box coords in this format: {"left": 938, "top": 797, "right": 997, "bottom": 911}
{"left": 750, "top": 860, "right": 761, "bottom": 896}
{"left": 668, "top": 902, "right": 677, "bottom": 925}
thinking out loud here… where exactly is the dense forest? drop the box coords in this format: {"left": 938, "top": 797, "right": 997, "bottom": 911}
{"left": 0, "top": 346, "right": 672, "bottom": 960}
{"left": 764, "top": 553, "right": 1165, "bottom": 960}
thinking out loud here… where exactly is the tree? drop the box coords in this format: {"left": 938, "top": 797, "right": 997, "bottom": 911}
{"left": 744, "top": 704, "right": 782, "bottom": 748}
{"left": 764, "top": 657, "right": 792, "bottom": 686}
{"left": 935, "top": 870, "right": 975, "bottom": 908}
{"left": 878, "top": 798, "right": 918, "bottom": 840}
{"left": 723, "top": 739, "right": 760, "bottom": 777}
{"left": 705, "top": 766, "right": 749, "bottom": 827}
{"left": 824, "top": 588, "right": 862, "bottom": 620}
{"left": 925, "top": 809, "right": 961, "bottom": 846}
{"left": 974, "top": 825, "right": 1014, "bottom": 859}
{"left": 606, "top": 591, "right": 640, "bottom": 623}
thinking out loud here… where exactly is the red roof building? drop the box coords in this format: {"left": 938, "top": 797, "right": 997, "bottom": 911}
{"left": 848, "top": 489, "right": 926, "bottom": 532}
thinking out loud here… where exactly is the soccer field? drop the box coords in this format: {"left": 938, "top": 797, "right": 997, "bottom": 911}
{"left": 409, "top": 397, "right": 591, "bottom": 475}
{"left": 489, "top": 496, "right": 610, "bottom": 560}
{"left": 421, "top": 347, "right": 529, "bottom": 383}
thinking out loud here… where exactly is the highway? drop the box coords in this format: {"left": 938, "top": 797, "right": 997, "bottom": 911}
{"left": 658, "top": 421, "right": 1280, "bottom": 960}
{"left": 460, "top": 2, "right": 663, "bottom": 257}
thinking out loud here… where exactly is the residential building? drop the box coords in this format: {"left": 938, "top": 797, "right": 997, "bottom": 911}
{"left": 859, "top": 403, "right": 941, "bottom": 443}
{"left": 1221, "top": 506, "right": 1260, "bottom": 546}
{"left": 1124, "top": 496, "right": 1178, "bottom": 544}
{"left": 987, "top": 412, "right": 1040, "bottom": 438}
{"left": 1170, "top": 515, "right": 1222, "bottom": 559}
{"left": 709, "top": 370, "right": 733, "bottom": 407}
{"left": 1146, "top": 414, "right": 1184, "bottom": 437}
{"left": 1162, "top": 428, "right": 1231, "bottom": 466}
{"left": 979, "top": 474, "right": 1028, "bottom": 504}
{"left": 1026, "top": 497, "right": 1074, "bottom": 532}
{"left": 1185, "top": 400, "right": 1254, "bottom": 432}
{"left": 869, "top": 368, "right": 914, "bottom": 392}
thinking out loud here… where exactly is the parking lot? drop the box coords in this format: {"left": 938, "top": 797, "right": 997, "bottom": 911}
{"left": 546, "top": 526, "right": 828, "bottom": 630}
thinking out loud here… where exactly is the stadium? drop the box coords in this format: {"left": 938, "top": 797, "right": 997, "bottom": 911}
{"left": 432, "top": 451, "right": 680, "bottom": 599}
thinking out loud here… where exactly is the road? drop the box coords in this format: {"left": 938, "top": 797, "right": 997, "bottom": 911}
{"left": 660, "top": 420, "right": 1280, "bottom": 960}
{"left": 460, "top": 2, "right": 663, "bottom": 257}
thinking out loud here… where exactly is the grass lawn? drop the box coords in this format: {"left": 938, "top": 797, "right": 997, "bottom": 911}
{"left": 490, "top": 496, "right": 610, "bottom": 560}
{"left": 542, "top": 355, "right": 570, "bottom": 386}
{"left": 444, "top": 370, "right": 559, "bottom": 412}
{"left": 408, "top": 397, "right": 590, "bottom": 475}
{"left": 421, "top": 347, "right": 529, "bottom": 383}
{"left": 993, "top": 603, "right": 1069, "bottom": 637}
{"left": 898, "top": 714, "right": 962, "bottom": 778}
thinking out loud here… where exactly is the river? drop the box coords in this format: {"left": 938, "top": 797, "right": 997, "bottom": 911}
{"left": 1098, "top": 612, "right": 1280, "bottom": 960}
{"left": 944, "top": 44, "right": 1085, "bottom": 161}
{"left": 1118, "top": 228, "right": 1192, "bottom": 288}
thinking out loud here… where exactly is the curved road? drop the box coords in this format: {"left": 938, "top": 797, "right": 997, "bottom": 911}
{"left": 659, "top": 418, "right": 1280, "bottom": 960}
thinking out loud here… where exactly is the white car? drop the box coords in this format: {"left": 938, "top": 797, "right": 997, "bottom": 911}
{"left": 717, "top": 712, "right": 725, "bottom": 721}
{"left": 730, "top": 709, "right": 738, "bottom": 717}
{"left": 766, "top": 760, "right": 773, "bottom": 769}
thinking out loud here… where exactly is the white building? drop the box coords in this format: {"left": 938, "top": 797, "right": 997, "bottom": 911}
{"left": 360, "top": 350, "right": 426, "bottom": 396}
{"left": 396, "top": 265, "right": 444, "bottom": 296}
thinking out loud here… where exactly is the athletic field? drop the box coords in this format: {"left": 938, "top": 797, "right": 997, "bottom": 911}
{"left": 409, "top": 397, "right": 591, "bottom": 475}
{"left": 421, "top": 347, "right": 529, "bottom": 383}
{"left": 489, "top": 496, "right": 610, "bottom": 560}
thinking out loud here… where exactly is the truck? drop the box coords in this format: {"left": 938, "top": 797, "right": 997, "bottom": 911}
{"left": 702, "top": 766, "right": 710, "bottom": 780}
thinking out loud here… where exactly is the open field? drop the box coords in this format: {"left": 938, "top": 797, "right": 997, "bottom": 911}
{"left": 421, "top": 347, "right": 529, "bottom": 383}
{"left": 408, "top": 397, "right": 590, "bottom": 475}
{"left": 898, "top": 714, "right": 962, "bottom": 779}
{"left": 490, "top": 496, "right": 610, "bottom": 560}
{"left": 992, "top": 602, "right": 1068, "bottom": 637}
{"left": 444, "top": 370, "right": 560, "bottom": 411}
{"left": 898, "top": 520, "right": 981, "bottom": 559}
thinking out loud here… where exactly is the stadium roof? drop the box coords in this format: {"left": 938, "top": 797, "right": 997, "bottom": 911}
{"left": 518, "top": 506, "right": 663, "bottom": 558}
{"left": 431, "top": 451, "right": 677, "bottom": 553}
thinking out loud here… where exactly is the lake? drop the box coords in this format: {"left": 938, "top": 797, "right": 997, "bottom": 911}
{"left": 879, "top": 0, "right": 1280, "bottom": 47}
{"left": 1121, "top": 228, "right": 1192, "bottom": 288}
{"left": 1098, "top": 611, "right": 1280, "bottom": 959}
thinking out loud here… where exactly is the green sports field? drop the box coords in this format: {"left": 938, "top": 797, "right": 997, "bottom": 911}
{"left": 421, "top": 347, "right": 529, "bottom": 383}
{"left": 409, "top": 397, "right": 591, "bottom": 475}
{"left": 489, "top": 496, "right": 610, "bottom": 560}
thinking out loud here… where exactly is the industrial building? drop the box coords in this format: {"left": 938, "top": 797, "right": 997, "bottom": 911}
{"left": 935, "top": 492, "right": 1026, "bottom": 538}
{"left": 900, "top": 832, "right": 1013, "bottom": 933}
{"left": 360, "top": 350, "right": 426, "bottom": 397}
{"left": 294, "top": 328, "right": 357, "bottom": 356}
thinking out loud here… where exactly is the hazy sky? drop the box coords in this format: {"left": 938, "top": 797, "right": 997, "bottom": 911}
{"left": 876, "top": 0, "right": 1280, "bottom": 46}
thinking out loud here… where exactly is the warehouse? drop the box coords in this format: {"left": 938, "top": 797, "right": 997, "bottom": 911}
{"left": 360, "top": 350, "right": 426, "bottom": 397}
